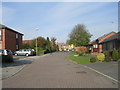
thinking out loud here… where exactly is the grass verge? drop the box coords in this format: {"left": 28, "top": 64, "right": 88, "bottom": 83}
{"left": 69, "top": 52, "right": 77, "bottom": 55}
{"left": 68, "top": 56, "right": 92, "bottom": 64}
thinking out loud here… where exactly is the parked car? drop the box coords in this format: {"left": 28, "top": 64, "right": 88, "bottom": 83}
{"left": 29, "top": 49, "right": 36, "bottom": 55}
{"left": 0, "top": 49, "right": 13, "bottom": 63}
{"left": 14, "top": 49, "right": 36, "bottom": 56}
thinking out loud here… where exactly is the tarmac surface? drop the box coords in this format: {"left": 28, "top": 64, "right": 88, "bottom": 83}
{"left": 83, "top": 62, "right": 118, "bottom": 81}
{"left": 2, "top": 52, "right": 118, "bottom": 88}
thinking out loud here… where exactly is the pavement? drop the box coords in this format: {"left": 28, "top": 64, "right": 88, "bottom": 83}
{"left": 2, "top": 54, "right": 50, "bottom": 80}
{"left": 2, "top": 52, "right": 118, "bottom": 88}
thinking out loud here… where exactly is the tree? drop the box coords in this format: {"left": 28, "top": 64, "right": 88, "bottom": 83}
{"left": 25, "top": 37, "right": 47, "bottom": 50}
{"left": 22, "top": 41, "right": 30, "bottom": 49}
{"left": 66, "top": 40, "right": 71, "bottom": 45}
{"left": 46, "top": 37, "right": 52, "bottom": 52}
{"left": 37, "top": 37, "right": 47, "bottom": 49}
{"left": 67, "top": 24, "right": 92, "bottom": 46}
{"left": 51, "top": 37, "right": 57, "bottom": 52}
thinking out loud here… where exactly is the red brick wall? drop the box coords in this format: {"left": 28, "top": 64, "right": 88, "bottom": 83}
{"left": 1, "top": 28, "right": 23, "bottom": 52}
{"left": 91, "top": 40, "right": 99, "bottom": 53}
{"left": 91, "top": 32, "right": 116, "bottom": 54}
{"left": 99, "top": 32, "right": 116, "bottom": 53}
{"left": 18, "top": 34, "right": 23, "bottom": 49}
{"left": 4, "top": 29, "right": 16, "bottom": 52}
{"left": 2, "top": 29, "right": 6, "bottom": 49}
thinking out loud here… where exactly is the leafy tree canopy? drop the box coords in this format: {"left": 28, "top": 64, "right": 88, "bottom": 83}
{"left": 67, "top": 24, "right": 92, "bottom": 46}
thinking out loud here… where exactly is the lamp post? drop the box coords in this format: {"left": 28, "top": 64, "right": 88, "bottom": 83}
{"left": 36, "top": 37, "right": 38, "bottom": 56}
{"left": 36, "top": 28, "right": 39, "bottom": 56}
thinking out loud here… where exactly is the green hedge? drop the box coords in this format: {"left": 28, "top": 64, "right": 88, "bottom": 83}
{"left": 112, "top": 50, "right": 119, "bottom": 61}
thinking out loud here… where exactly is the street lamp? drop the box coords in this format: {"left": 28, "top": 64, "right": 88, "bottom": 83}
{"left": 36, "top": 28, "right": 39, "bottom": 56}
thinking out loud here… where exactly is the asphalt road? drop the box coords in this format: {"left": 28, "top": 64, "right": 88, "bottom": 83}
{"left": 83, "top": 62, "right": 118, "bottom": 81}
{"left": 3, "top": 52, "right": 118, "bottom": 88}
{"left": 13, "top": 55, "right": 27, "bottom": 60}
{"left": 13, "top": 55, "right": 34, "bottom": 60}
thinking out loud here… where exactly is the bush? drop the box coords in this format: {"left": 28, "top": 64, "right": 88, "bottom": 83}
{"left": 104, "top": 51, "right": 112, "bottom": 62}
{"left": 96, "top": 53, "right": 105, "bottom": 62}
{"left": 112, "top": 50, "right": 119, "bottom": 61}
{"left": 104, "top": 51, "right": 110, "bottom": 58}
{"left": 78, "top": 52, "right": 84, "bottom": 56}
{"left": 44, "top": 49, "right": 50, "bottom": 54}
{"left": 90, "top": 57, "right": 97, "bottom": 63}
{"left": 104, "top": 57, "right": 112, "bottom": 62}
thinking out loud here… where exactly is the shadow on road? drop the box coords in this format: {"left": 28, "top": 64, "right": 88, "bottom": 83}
{"left": 2, "top": 59, "right": 32, "bottom": 68}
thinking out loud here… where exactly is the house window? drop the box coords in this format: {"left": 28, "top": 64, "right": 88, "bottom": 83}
{"left": 16, "top": 45, "right": 19, "bottom": 50}
{"left": 16, "top": 33, "right": 18, "bottom": 39}
{"left": 95, "top": 44, "right": 98, "bottom": 48}
{"left": 93, "top": 44, "right": 98, "bottom": 48}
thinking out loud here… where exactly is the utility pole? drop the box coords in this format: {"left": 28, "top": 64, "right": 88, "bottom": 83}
{"left": 36, "top": 37, "right": 38, "bottom": 56}
{"left": 36, "top": 28, "right": 39, "bottom": 56}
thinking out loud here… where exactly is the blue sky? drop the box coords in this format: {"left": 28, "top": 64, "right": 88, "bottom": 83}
{"left": 1, "top": 2, "right": 118, "bottom": 43}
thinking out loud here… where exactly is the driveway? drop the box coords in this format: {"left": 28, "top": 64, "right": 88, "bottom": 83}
{"left": 3, "top": 52, "right": 118, "bottom": 88}
{"left": 83, "top": 62, "right": 118, "bottom": 81}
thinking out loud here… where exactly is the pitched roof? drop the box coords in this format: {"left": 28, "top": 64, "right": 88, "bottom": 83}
{"left": 0, "top": 24, "right": 23, "bottom": 35}
{"left": 102, "top": 33, "right": 119, "bottom": 43}
{"left": 89, "top": 31, "right": 116, "bottom": 44}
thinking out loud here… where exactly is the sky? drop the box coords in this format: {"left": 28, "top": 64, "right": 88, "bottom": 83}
{"left": 1, "top": 1, "right": 118, "bottom": 43}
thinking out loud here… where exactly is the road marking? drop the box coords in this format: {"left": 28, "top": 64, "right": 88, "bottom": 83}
{"left": 82, "top": 65, "right": 119, "bottom": 83}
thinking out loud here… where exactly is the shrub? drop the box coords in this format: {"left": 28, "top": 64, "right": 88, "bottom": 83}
{"left": 77, "top": 52, "right": 84, "bottom": 56}
{"left": 104, "top": 51, "right": 110, "bottom": 58}
{"left": 90, "top": 57, "right": 97, "bottom": 63}
{"left": 96, "top": 53, "right": 105, "bottom": 62}
{"left": 112, "top": 50, "right": 119, "bottom": 61}
{"left": 44, "top": 49, "right": 50, "bottom": 54}
{"left": 104, "top": 51, "right": 112, "bottom": 62}
{"left": 104, "top": 57, "right": 112, "bottom": 62}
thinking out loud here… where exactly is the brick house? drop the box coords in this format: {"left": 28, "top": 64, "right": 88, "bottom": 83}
{"left": 23, "top": 40, "right": 32, "bottom": 45}
{"left": 57, "top": 43, "right": 72, "bottom": 51}
{"left": 0, "top": 24, "right": 23, "bottom": 52}
{"left": 87, "top": 32, "right": 116, "bottom": 55}
{"left": 100, "top": 32, "right": 120, "bottom": 56}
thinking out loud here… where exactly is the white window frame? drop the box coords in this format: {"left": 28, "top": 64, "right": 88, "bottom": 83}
{"left": 16, "top": 45, "right": 18, "bottom": 50}
{"left": 93, "top": 44, "right": 98, "bottom": 48}
{"left": 16, "top": 33, "right": 18, "bottom": 39}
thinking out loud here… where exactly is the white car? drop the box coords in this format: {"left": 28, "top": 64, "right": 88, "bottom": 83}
{"left": 14, "top": 49, "right": 35, "bottom": 56}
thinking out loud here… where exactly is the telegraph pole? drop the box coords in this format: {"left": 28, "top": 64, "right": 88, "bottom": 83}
{"left": 36, "top": 37, "right": 38, "bottom": 56}
{"left": 36, "top": 28, "right": 39, "bottom": 56}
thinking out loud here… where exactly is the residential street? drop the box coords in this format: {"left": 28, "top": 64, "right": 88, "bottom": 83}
{"left": 3, "top": 52, "right": 118, "bottom": 88}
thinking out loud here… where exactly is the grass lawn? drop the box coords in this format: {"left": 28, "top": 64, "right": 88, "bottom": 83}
{"left": 68, "top": 56, "right": 92, "bottom": 64}
{"left": 69, "top": 52, "right": 78, "bottom": 55}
